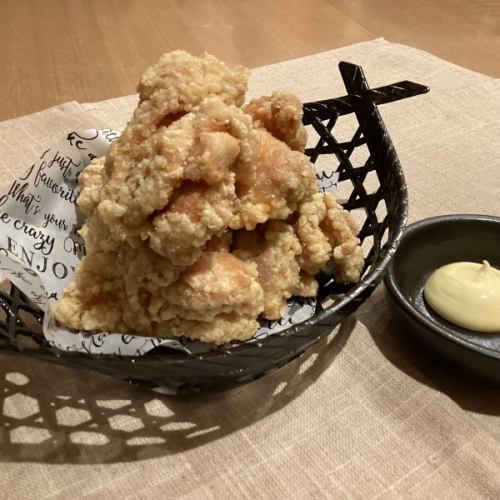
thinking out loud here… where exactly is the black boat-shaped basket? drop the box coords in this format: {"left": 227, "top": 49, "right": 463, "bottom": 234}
{"left": 0, "top": 62, "right": 429, "bottom": 394}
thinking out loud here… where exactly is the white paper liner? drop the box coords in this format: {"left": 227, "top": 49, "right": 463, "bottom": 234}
{"left": 0, "top": 129, "right": 338, "bottom": 356}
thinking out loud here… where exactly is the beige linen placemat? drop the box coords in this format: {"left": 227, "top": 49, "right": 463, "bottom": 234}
{"left": 1, "top": 39, "right": 500, "bottom": 499}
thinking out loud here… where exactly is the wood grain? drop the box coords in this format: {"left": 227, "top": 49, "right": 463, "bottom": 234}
{"left": 0, "top": 0, "right": 499, "bottom": 121}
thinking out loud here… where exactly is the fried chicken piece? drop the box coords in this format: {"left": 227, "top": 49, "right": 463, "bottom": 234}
{"left": 152, "top": 251, "right": 263, "bottom": 344}
{"left": 295, "top": 192, "right": 364, "bottom": 283}
{"left": 244, "top": 91, "right": 307, "bottom": 151}
{"left": 52, "top": 240, "right": 181, "bottom": 334}
{"left": 149, "top": 179, "right": 235, "bottom": 267}
{"left": 234, "top": 221, "right": 313, "bottom": 319}
{"left": 98, "top": 100, "right": 251, "bottom": 231}
{"left": 230, "top": 128, "right": 318, "bottom": 230}
{"left": 131, "top": 50, "right": 249, "bottom": 141}
{"left": 158, "top": 252, "right": 264, "bottom": 323}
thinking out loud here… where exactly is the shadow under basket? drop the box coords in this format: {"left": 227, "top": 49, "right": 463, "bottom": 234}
{"left": 0, "top": 63, "right": 429, "bottom": 395}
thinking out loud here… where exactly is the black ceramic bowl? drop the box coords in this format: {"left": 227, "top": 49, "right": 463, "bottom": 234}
{"left": 384, "top": 214, "right": 500, "bottom": 382}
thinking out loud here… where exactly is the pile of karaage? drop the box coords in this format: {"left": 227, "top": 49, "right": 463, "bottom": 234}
{"left": 53, "top": 51, "right": 364, "bottom": 344}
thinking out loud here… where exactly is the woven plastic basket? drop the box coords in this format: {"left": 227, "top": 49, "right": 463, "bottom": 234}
{"left": 0, "top": 62, "right": 428, "bottom": 394}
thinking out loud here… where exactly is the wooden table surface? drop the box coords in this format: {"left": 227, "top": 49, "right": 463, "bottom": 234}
{"left": 1, "top": 0, "right": 499, "bottom": 121}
